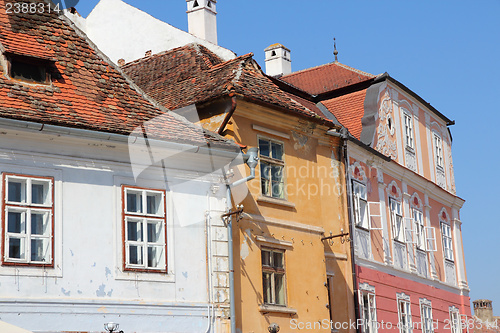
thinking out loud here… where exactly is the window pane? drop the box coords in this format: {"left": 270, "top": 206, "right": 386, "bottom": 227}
{"left": 262, "top": 272, "right": 272, "bottom": 304}
{"left": 127, "top": 220, "right": 143, "bottom": 241}
{"left": 274, "top": 273, "right": 285, "bottom": 305}
{"left": 9, "top": 238, "right": 24, "bottom": 259}
{"left": 271, "top": 181, "right": 284, "bottom": 198}
{"left": 31, "top": 212, "right": 49, "bottom": 235}
{"left": 147, "top": 246, "right": 164, "bottom": 268}
{"left": 129, "top": 245, "right": 143, "bottom": 265}
{"left": 259, "top": 139, "right": 270, "bottom": 157}
{"left": 261, "top": 250, "right": 271, "bottom": 266}
{"left": 8, "top": 180, "right": 24, "bottom": 203}
{"left": 126, "top": 192, "right": 143, "bottom": 213}
{"left": 31, "top": 238, "right": 49, "bottom": 262}
{"left": 273, "top": 251, "right": 283, "bottom": 269}
{"left": 271, "top": 142, "right": 283, "bottom": 161}
{"left": 32, "top": 182, "right": 48, "bottom": 205}
{"left": 146, "top": 193, "right": 161, "bottom": 215}
{"left": 147, "top": 221, "right": 163, "bottom": 243}
{"left": 261, "top": 163, "right": 270, "bottom": 180}
{"left": 8, "top": 211, "right": 25, "bottom": 234}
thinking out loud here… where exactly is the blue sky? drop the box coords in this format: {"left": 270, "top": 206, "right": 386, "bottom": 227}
{"left": 75, "top": 0, "right": 500, "bottom": 313}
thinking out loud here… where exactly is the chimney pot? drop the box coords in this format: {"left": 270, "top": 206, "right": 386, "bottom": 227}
{"left": 186, "top": 0, "right": 218, "bottom": 45}
{"left": 145, "top": 50, "right": 152, "bottom": 57}
{"left": 264, "top": 43, "right": 292, "bottom": 77}
{"left": 118, "top": 58, "right": 125, "bottom": 66}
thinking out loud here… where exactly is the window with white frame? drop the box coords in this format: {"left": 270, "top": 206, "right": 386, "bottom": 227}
{"left": 398, "top": 294, "right": 413, "bottom": 333}
{"left": 261, "top": 248, "right": 286, "bottom": 306}
{"left": 359, "top": 286, "right": 378, "bottom": 333}
{"left": 420, "top": 299, "right": 434, "bottom": 333}
{"left": 449, "top": 307, "right": 461, "bottom": 333}
{"left": 441, "top": 222, "right": 454, "bottom": 261}
{"left": 413, "top": 209, "right": 425, "bottom": 250}
{"left": 404, "top": 113, "right": 414, "bottom": 149}
{"left": 433, "top": 134, "right": 443, "bottom": 169}
{"left": 353, "top": 181, "right": 369, "bottom": 229}
{"left": 123, "top": 186, "right": 166, "bottom": 271}
{"left": 3, "top": 173, "right": 53, "bottom": 265}
{"left": 259, "top": 138, "right": 285, "bottom": 199}
{"left": 390, "top": 198, "right": 404, "bottom": 243}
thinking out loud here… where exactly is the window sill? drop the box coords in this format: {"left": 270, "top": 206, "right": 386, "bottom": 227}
{"left": 355, "top": 225, "right": 370, "bottom": 232}
{"left": 259, "top": 304, "right": 297, "bottom": 315}
{"left": 257, "top": 196, "right": 295, "bottom": 208}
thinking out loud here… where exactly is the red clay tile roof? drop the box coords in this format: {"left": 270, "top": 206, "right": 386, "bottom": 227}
{"left": 280, "top": 62, "right": 375, "bottom": 95}
{"left": 321, "top": 89, "right": 367, "bottom": 139}
{"left": 122, "top": 43, "right": 332, "bottom": 125}
{"left": 0, "top": 0, "right": 234, "bottom": 149}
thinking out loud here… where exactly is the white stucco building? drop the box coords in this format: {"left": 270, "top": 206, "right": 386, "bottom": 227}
{"left": 0, "top": 1, "right": 241, "bottom": 331}
{"left": 65, "top": 0, "right": 235, "bottom": 65}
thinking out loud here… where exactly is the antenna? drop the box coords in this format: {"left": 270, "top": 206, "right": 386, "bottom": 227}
{"left": 333, "top": 37, "right": 338, "bottom": 62}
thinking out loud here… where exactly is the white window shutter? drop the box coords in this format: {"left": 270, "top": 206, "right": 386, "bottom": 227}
{"left": 425, "top": 227, "right": 437, "bottom": 252}
{"left": 353, "top": 194, "right": 360, "bottom": 225}
{"left": 404, "top": 217, "right": 415, "bottom": 244}
{"left": 368, "top": 201, "right": 383, "bottom": 230}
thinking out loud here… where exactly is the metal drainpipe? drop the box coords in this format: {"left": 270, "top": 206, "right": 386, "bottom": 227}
{"left": 225, "top": 148, "right": 258, "bottom": 333}
{"left": 340, "top": 133, "right": 361, "bottom": 333}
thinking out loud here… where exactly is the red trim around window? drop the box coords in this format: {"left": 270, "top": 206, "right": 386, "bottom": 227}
{"left": 121, "top": 185, "right": 168, "bottom": 273}
{"left": 1, "top": 173, "right": 55, "bottom": 268}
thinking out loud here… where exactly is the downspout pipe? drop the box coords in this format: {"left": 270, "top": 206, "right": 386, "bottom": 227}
{"left": 328, "top": 128, "right": 360, "bottom": 333}
{"left": 225, "top": 147, "right": 258, "bottom": 333}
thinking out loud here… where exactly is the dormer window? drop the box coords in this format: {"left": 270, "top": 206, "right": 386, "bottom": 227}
{"left": 7, "top": 55, "right": 51, "bottom": 84}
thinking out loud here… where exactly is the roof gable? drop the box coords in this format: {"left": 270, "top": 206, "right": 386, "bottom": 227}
{"left": 280, "top": 62, "right": 375, "bottom": 95}
{"left": 122, "top": 44, "right": 332, "bottom": 124}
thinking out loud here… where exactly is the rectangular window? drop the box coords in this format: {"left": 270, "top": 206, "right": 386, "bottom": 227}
{"left": 404, "top": 114, "right": 414, "bottom": 149}
{"left": 390, "top": 198, "right": 404, "bottom": 243}
{"left": 441, "top": 222, "right": 454, "bottom": 261}
{"left": 123, "top": 186, "right": 166, "bottom": 271}
{"left": 420, "top": 301, "right": 434, "bottom": 333}
{"left": 449, "top": 308, "right": 461, "bottom": 333}
{"left": 360, "top": 291, "right": 378, "bottom": 333}
{"left": 434, "top": 134, "right": 443, "bottom": 169}
{"left": 398, "top": 297, "right": 412, "bottom": 333}
{"left": 261, "top": 248, "right": 286, "bottom": 306}
{"left": 413, "top": 210, "right": 425, "bottom": 250}
{"left": 259, "top": 138, "right": 285, "bottom": 199}
{"left": 3, "top": 174, "right": 53, "bottom": 265}
{"left": 353, "top": 181, "right": 369, "bottom": 229}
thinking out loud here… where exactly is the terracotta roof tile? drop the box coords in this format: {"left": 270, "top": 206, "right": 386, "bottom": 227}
{"left": 321, "top": 89, "right": 367, "bottom": 139}
{"left": 122, "top": 44, "right": 332, "bottom": 124}
{"left": 0, "top": 0, "right": 235, "bottom": 149}
{"left": 280, "top": 62, "right": 375, "bottom": 95}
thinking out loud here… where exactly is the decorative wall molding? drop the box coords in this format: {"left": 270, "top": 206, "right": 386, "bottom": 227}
{"left": 359, "top": 282, "right": 376, "bottom": 293}
{"left": 349, "top": 161, "right": 368, "bottom": 184}
{"left": 387, "top": 180, "right": 402, "bottom": 201}
{"left": 375, "top": 95, "right": 398, "bottom": 159}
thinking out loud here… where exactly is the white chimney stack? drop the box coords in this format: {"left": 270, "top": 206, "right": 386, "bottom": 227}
{"left": 264, "top": 44, "right": 292, "bottom": 77}
{"left": 186, "top": 0, "right": 218, "bottom": 45}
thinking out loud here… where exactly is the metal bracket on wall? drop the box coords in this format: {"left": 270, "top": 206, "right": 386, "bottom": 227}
{"left": 221, "top": 205, "right": 244, "bottom": 226}
{"left": 321, "top": 229, "right": 350, "bottom": 246}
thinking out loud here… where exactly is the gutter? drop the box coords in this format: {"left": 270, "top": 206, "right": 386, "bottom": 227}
{"left": 0, "top": 117, "right": 240, "bottom": 158}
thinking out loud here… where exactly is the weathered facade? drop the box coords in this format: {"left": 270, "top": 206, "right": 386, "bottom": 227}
{"left": 278, "top": 60, "right": 472, "bottom": 333}
{"left": 123, "top": 44, "right": 355, "bottom": 333}
{"left": 0, "top": 1, "right": 240, "bottom": 332}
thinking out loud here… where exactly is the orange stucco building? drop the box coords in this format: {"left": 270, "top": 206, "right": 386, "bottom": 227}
{"left": 123, "top": 44, "right": 356, "bottom": 333}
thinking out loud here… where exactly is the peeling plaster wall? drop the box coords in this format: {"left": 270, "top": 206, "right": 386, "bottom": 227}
{"left": 0, "top": 127, "right": 229, "bottom": 333}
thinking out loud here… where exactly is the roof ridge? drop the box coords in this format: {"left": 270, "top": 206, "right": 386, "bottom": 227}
{"left": 282, "top": 61, "right": 374, "bottom": 79}
{"left": 334, "top": 62, "right": 375, "bottom": 78}
{"left": 122, "top": 42, "right": 204, "bottom": 68}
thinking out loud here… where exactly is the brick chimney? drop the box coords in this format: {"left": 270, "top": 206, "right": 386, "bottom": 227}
{"left": 264, "top": 43, "right": 291, "bottom": 77}
{"left": 474, "top": 299, "right": 495, "bottom": 323}
{"left": 186, "top": 0, "right": 218, "bottom": 45}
